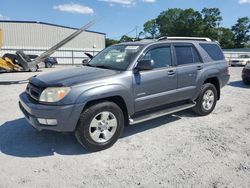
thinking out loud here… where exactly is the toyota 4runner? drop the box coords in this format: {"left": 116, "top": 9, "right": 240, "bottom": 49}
{"left": 19, "top": 37, "right": 230, "bottom": 151}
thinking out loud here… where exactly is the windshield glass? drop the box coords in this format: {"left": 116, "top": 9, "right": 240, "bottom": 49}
{"left": 88, "top": 45, "right": 142, "bottom": 71}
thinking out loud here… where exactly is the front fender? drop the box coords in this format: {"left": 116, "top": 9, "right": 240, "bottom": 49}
{"left": 75, "top": 84, "right": 134, "bottom": 115}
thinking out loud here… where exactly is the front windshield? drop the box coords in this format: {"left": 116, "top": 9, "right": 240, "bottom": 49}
{"left": 88, "top": 45, "right": 142, "bottom": 71}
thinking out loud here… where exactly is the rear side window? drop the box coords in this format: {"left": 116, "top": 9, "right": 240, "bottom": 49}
{"left": 175, "top": 46, "right": 201, "bottom": 65}
{"left": 142, "top": 46, "right": 172, "bottom": 69}
{"left": 200, "top": 43, "right": 224, "bottom": 61}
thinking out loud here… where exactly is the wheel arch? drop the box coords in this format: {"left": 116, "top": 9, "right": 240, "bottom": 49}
{"left": 82, "top": 96, "right": 129, "bottom": 126}
{"left": 204, "top": 77, "right": 220, "bottom": 100}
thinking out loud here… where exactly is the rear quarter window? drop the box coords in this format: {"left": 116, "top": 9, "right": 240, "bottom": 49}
{"left": 199, "top": 43, "right": 224, "bottom": 61}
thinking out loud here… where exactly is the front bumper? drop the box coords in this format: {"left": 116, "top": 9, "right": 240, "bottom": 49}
{"left": 19, "top": 92, "right": 85, "bottom": 132}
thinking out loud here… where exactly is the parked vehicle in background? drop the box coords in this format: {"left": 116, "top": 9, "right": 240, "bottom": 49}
{"left": 44, "top": 57, "right": 58, "bottom": 68}
{"left": 28, "top": 55, "right": 58, "bottom": 68}
{"left": 229, "top": 55, "right": 250, "bottom": 66}
{"left": 242, "top": 62, "right": 250, "bottom": 85}
{"left": 19, "top": 38, "right": 230, "bottom": 151}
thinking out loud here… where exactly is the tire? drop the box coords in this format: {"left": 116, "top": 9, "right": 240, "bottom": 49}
{"left": 75, "top": 101, "right": 124, "bottom": 152}
{"left": 46, "top": 62, "right": 52, "bottom": 68}
{"left": 242, "top": 78, "right": 250, "bottom": 85}
{"left": 193, "top": 83, "right": 218, "bottom": 116}
{"left": 29, "top": 65, "right": 38, "bottom": 72}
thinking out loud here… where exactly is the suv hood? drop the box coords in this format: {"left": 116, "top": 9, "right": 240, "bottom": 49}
{"left": 30, "top": 66, "right": 119, "bottom": 87}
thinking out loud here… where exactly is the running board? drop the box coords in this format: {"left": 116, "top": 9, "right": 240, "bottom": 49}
{"left": 129, "top": 102, "right": 196, "bottom": 125}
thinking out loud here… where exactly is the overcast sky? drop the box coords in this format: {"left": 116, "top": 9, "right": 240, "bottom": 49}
{"left": 1, "top": 0, "right": 250, "bottom": 38}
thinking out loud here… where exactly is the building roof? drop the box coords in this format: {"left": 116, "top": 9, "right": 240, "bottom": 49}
{"left": 0, "top": 20, "right": 106, "bottom": 35}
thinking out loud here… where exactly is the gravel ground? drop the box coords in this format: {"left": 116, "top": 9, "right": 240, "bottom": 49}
{"left": 0, "top": 66, "right": 249, "bottom": 188}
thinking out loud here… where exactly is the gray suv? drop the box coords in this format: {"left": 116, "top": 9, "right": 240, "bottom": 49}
{"left": 19, "top": 38, "right": 230, "bottom": 151}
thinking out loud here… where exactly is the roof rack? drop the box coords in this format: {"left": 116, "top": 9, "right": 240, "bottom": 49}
{"left": 157, "top": 36, "right": 212, "bottom": 42}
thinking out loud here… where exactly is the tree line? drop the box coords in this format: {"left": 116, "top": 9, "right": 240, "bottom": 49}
{"left": 106, "top": 8, "right": 250, "bottom": 49}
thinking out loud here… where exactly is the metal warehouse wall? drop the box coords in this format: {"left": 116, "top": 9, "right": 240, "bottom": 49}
{"left": 0, "top": 21, "right": 105, "bottom": 50}
{"left": 0, "top": 21, "right": 105, "bottom": 64}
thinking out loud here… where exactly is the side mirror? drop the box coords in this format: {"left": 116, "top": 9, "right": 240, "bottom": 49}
{"left": 135, "top": 59, "right": 154, "bottom": 71}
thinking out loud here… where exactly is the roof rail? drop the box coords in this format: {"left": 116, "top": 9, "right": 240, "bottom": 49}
{"left": 157, "top": 36, "right": 212, "bottom": 42}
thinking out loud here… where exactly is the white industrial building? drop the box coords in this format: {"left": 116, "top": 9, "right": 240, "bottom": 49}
{"left": 0, "top": 20, "right": 106, "bottom": 64}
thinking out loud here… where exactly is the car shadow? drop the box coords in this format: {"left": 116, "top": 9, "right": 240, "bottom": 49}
{"left": 228, "top": 80, "right": 250, "bottom": 89}
{"left": 0, "top": 112, "right": 194, "bottom": 157}
{"left": 0, "top": 118, "right": 88, "bottom": 157}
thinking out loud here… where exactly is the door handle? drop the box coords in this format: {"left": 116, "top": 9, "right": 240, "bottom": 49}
{"left": 167, "top": 70, "right": 176, "bottom": 76}
{"left": 197, "top": 65, "right": 203, "bottom": 70}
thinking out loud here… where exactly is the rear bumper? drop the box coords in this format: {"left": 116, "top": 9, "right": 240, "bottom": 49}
{"left": 19, "top": 92, "right": 85, "bottom": 132}
{"left": 221, "top": 74, "right": 230, "bottom": 87}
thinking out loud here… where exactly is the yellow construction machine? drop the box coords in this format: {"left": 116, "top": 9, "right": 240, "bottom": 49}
{"left": 0, "top": 19, "right": 97, "bottom": 73}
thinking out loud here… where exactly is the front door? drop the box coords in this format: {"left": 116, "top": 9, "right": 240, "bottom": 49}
{"left": 133, "top": 45, "right": 178, "bottom": 112}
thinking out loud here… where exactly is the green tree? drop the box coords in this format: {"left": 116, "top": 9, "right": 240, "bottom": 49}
{"left": 119, "top": 35, "right": 134, "bottom": 43}
{"left": 156, "top": 8, "right": 204, "bottom": 37}
{"left": 143, "top": 19, "right": 159, "bottom": 39}
{"left": 201, "top": 8, "right": 222, "bottom": 40}
{"left": 106, "top": 38, "right": 118, "bottom": 47}
{"left": 232, "top": 17, "right": 250, "bottom": 48}
{"left": 219, "top": 28, "right": 235, "bottom": 49}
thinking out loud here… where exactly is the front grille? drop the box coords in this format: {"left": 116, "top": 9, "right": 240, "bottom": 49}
{"left": 26, "top": 83, "right": 43, "bottom": 101}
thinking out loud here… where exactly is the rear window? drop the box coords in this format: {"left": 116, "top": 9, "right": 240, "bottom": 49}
{"left": 200, "top": 43, "right": 224, "bottom": 61}
{"left": 175, "top": 46, "right": 193, "bottom": 65}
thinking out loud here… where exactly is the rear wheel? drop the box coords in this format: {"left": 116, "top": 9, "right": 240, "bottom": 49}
{"left": 75, "top": 101, "right": 124, "bottom": 152}
{"left": 194, "top": 83, "right": 217, "bottom": 116}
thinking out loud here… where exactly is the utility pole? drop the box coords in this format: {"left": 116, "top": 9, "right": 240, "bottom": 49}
{"left": 135, "top": 26, "right": 138, "bottom": 40}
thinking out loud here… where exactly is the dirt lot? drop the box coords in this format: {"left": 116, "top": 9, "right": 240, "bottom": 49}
{"left": 0, "top": 66, "right": 249, "bottom": 188}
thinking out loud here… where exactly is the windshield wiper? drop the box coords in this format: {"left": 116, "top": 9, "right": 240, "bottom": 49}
{"left": 88, "top": 64, "right": 111, "bottom": 69}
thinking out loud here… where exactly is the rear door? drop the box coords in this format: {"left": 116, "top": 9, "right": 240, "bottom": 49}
{"left": 174, "top": 43, "right": 203, "bottom": 100}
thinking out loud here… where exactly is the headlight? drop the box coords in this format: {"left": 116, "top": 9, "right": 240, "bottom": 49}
{"left": 39, "top": 87, "right": 71, "bottom": 102}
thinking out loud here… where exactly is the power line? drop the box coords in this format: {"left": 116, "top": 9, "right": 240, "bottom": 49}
{"left": 112, "top": 26, "right": 143, "bottom": 40}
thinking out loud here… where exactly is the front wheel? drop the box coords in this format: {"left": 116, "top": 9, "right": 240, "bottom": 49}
{"left": 75, "top": 101, "right": 124, "bottom": 152}
{"left": 242, "top": 78, "right": 250, "bottom": 85}
{"left": 193, "top": 83, "right": 217, "bottom": 116}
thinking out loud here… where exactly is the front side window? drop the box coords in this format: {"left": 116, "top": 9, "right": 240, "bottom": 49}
{"left": 141, "top": 46, "right": 172, "bottom": 69}
{"left": 88, "top": 45, "right": 142, "bottom": 71}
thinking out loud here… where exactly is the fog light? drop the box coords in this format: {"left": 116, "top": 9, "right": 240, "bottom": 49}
{"left": 37, "top": 118, "right": 47, "bottom": 125}
{"left": 46, "top": 119, "right": 57, "bottom": 125}
{"left": 37, "top": 118, "right": 57, "bottom": 125}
